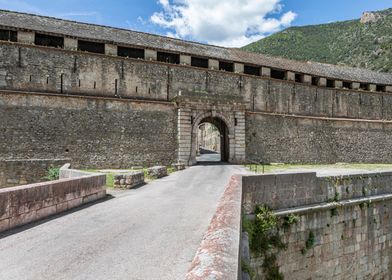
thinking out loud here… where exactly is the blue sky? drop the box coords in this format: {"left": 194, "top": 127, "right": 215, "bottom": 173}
{"left": 0, "top": 0, "right": 390, "bottom": 47}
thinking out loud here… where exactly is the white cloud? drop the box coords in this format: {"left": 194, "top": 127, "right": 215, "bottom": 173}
{"left": 150, "top": 0, "right": 297, "bottom": 47}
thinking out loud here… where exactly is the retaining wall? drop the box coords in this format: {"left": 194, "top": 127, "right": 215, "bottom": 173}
{"left": 190, "top": 171, "right": 392, "bottom": 279}
{"left": 243, "top": 171, "right": 392, "bottom": 279}
{"left": 0, "top": 165, "right": 106, "bottom": 233}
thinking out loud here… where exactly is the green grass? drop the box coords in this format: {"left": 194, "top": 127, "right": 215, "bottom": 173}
{"left": 245, "top": 163, "right": 392, "bottom": 174}
{"left": 83, "top": 166, "right": 178, "bottom": 188}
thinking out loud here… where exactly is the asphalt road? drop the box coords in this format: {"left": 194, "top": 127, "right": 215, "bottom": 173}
{"left": 0, "top": 164, "right": 247, "bottom": 280}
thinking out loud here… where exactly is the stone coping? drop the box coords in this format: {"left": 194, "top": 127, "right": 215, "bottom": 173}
{"left": 274, "top": 193, "right": 392, "bottom": 217}
{"left": 186, "top": 175, "right": 242, "bottom": 280}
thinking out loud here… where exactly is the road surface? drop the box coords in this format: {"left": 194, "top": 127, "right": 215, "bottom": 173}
{"left": 0, "top": 164, "right": 247, "bottom": 280}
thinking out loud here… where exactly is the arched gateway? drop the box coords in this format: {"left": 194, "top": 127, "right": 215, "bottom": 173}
{"left": 177, "top": 108, "right": 245, "bottom": 165}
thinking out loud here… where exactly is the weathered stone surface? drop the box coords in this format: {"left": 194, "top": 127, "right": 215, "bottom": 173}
{"left": 0, "top": 168, "right": 106, "bottom": 233}
{"left": 186, "top": 175, "right": 242, "bottom": 280}
{"left": 0, "top": 159, "right": 70, "bottom": 189}
{"left": 246, "top": 113, "right": 392, "bottom": 163}
{"left": 243, "top": 171, "right": 392, "bottom": 279}
{"left": 0, "top": 91, "right": 177, "bottom": 168}
{"left": 147, "top": 166, "right": 167, "bottom": 178}
{"left": 114, "top": 171, "right": 144, "bottom": 189}
{"left": 172, "top": 163, "right": 186, "bottom": 171}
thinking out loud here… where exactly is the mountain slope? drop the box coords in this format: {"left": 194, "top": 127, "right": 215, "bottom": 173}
{"left": 242, "top": 8, "right": 392, "bottom": 73}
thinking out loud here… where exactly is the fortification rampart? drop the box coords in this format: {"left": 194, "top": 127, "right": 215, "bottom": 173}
{"left": 1, "top": 43, "right": 391, "bottom": 121}
{"left": 0, "top": 91, "right": 177, "bottom": 168}
{"left": 0, "top": 10, "right": 392, "bottom": 166}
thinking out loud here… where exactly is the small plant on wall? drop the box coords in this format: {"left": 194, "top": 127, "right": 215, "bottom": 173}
{"left": 44, "top": 167, "right": 60, "bottom": 181}
{"left": 243, "top": 205, "right": 291, "bottom": 280}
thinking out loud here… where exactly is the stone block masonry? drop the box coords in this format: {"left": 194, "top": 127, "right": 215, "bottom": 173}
{"left": 0, "top": 41, "right": 392, "bottom": 165}
{"left": 243, "top": 171, "right": 392, "bottom": 279}
{"left": 246, "top": 112, "right": 392, "bottom": 163}
{"left": 0, "top": 91, "right": 177, "bottom": 168}
{"left": 114, "top": 171, "right": 144, "bottom": 189}
{"left": 147, "top": 166, "right": 167, "bottom": 178}
{"left": 0, "top": 158, "right": 70, "bottom": 189}
{"left": 0, "top": 167, "right": 106, "bottom": 233}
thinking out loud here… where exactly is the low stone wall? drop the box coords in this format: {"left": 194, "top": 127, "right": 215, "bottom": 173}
{"left": 186, "top": 175, "right": 243, "bottom": 280}
{"left": 248, "top": 195, "right": 392, "bottom": 279}
{"left": 0, "top": 158, "right": 70, "bottom": 188}
{"left": 147, "top": 166, "right": 167, "bottom": 178}
{"left": 114, "top": 171, "right": 144, "bottom": 189}
{"left": 0, "top": 165, "right": 106, "bottom": 233}
{"left": 243, "top": 171, "right": 392, "bottom": 279}
{"left": 242, "top": 172, "right": 322, "bottom": 213}
{"left": 243, "top": 171, "right": 392, "bottom": 214}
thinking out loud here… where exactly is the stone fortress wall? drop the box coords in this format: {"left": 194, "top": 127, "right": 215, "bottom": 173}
{"left": 0, "top": 10, "right": 392, "bottom": 166}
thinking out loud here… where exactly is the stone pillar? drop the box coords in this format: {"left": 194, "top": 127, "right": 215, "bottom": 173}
{"left": 234, "top": 112, "right": 246, "bottom": 163}
{"left": 64, "top": 38, "right": 78, "bottom": 51}
{"left": 208, "top": 59, "right": 219, "bottom": 70}
{"left": 145, "top": 49, "right": 157, "bottom": 61}
{"left": 261, "top": 67, "right": 271, "bottom": 77}
{"left": 318, "top": 78, "right": 327, "bottom": 87}
{"left": 105, "top": 44, "right": 117, "bottom": 56}
{"left": 177, "top": 108, "right": 192, "bottom": 165}
{"left": 352, "top": 82, "right": 360, "bottom": 90}
{"left": 334, "top": 80, "right": 343, "bottom": 89}
{"left": 369, "top": 84, "right": 377, "bottom": 91}
{"left": 17, "top": 31, "right": 34, "bottom": 44}
{"left": 234, "top": 63, "right": 244, "bottom": 74}
{"left": 303, "top": 75, "right": 312, "bottom": 84}
{"left": 286, "top": 71, "right": 295, "bottom": 81}
{"left": 386, "top": 86, "right": 392, "bottom": 93}
{"left": 180, "top": 55, "right": 191, "bottom": 65}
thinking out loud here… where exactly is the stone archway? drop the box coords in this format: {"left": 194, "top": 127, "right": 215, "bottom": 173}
{"left": 177, "top": 108, "right": 245, "bottom": 166}
{"left": 192, "top": 114, "right": 232, "bottom": 164}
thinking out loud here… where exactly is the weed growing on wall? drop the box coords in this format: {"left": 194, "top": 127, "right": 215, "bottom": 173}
{"left": 242, "top": 205, "right": 298, "bottom": 279}
{"left": 301, "top": 231, "right": 315, "bottom": 255}
{"left": 44, "top": 167, "right": 60, "bottom": 181}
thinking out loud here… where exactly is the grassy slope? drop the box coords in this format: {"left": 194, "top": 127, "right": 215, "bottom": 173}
{"left": 242, "top": 9, "right": 392, "bottom": 73}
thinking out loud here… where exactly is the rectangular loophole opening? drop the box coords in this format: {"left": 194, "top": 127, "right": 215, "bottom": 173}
{"left": 271, "top": 69, "right": 285, "bottom": 80}
{"left": 191, "top": 56, "right": 208, "bottom": 68}
{"left": 312, "top": 77, "right": 319, "bottom": 86}
{"left": 244, "top": 65, "right": 260, "bottom": 76}
{"left": 219, "top": 61, "right": 234, "bottom": 72}
{"left": 326, "top": 79, "right": 335, "bottom": 88}
{"left": 78, "top": 40, "right": 105, "bottom": 54}
{"left": 118, "top": 46, "right": 145, "bottom": 59}
{"left": 295, "top": 73, "right": 304, "bottom": 83}
{"left": 157, "top": 51, "right": 180, "bottom": 64}
{"left": 376, "top": 85, "right": 386, "bottom": 92}
{"left": 35, "top": 33, "right": 64, "bottom": 48}
{"left": 343, "top": 81, "right": 351, "bottom": 89}
{"left": 0, "top": 29, "right": 17, "bottom": 42}
{"left": 360, "top": 83, "right": 369, "bottom": 91}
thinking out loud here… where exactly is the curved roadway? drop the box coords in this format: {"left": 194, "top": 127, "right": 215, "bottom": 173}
{"left": 0, "top": 164, "right": 247, "bottom": 280}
